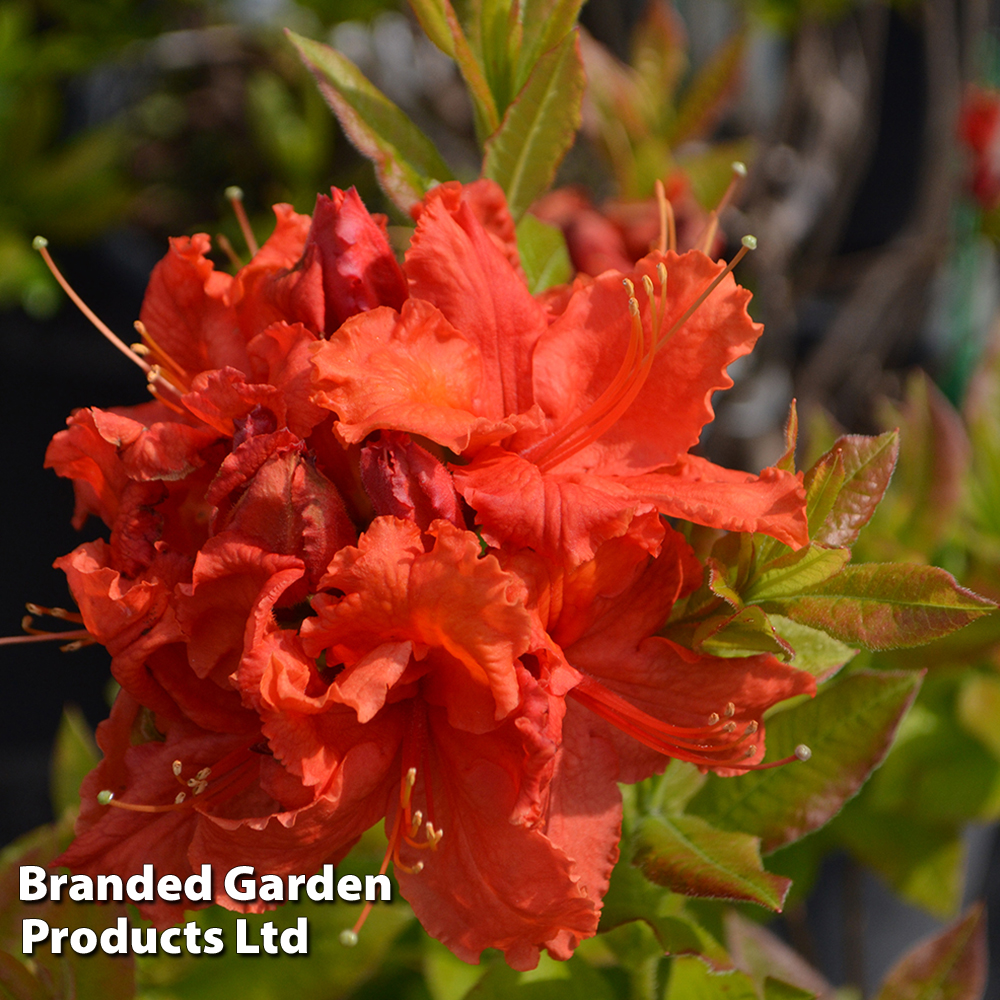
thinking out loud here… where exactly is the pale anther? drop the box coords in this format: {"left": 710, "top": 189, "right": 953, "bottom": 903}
{"left": 174, "top": 792, "right": 186, "bottom": 805}
{"left": 172, "top": 760, "right": 183, "bottom": 776}
{"left": 97, "top": 790, "right": 114, "bottom": 805}
{"left": 745, "top": 720, "right": 758, "bottom": 735}
{"left": 794, "top": 744, "right": 812, "bottom": 762}
{"left": 225, "top": 185, "right": 244, "bottom": 202}
{"left": 741, "top": 235, "right": 758, "bottom": 251}
{"left": 32, "top": 236, "right": 48, "bottom": 250}
{"left": 339, "top": 929, "right": 359, "bottom": 947}
{"left": 722, "top": 721, "right": 737, "bottom": 734}
{"left": 707, "top": 712, "right": 720, "bottom": 725}
{"left": 724, "top": 702, "right": 735, "bottom": 718}
{"left": 732, "top": 160, "right": 748, "bottom": 177}
{"left": 195, "top": 767, "right": 211, "bottom": 781}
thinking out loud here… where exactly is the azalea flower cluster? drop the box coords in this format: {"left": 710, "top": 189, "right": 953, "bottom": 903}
{"left": 43, "top": 179, "right": 813, "bottom": 968}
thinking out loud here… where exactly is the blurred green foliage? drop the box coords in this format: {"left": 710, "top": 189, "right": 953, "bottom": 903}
{"left": 0, "top": 0, "right": 397, "bottom": 316}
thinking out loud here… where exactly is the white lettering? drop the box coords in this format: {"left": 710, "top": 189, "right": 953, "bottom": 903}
{"left": 157, "top": 874, "right": 181, "bottom": 902}
{"left": 19, "top": 866, "right": 46, "bottom": 901}
{"left": 126, "top": 865, "right": 154, "bottom": 902}
{"left": 22, "top": 918, "right": 49, "bottom": 953}
{"left": 99, "top": 918, "right": 128, "bottom": 955}
{"left": 236, "top": 917, "right": 259, "bottom": 954}
{"left": 338, "top": 875, "right": 362, "bottom": 902}
{"left": 306, "top": 865, "right": 334, "bottom": 902}
{"left": 281, "top": 918, "right": 308, "bottom": 954}
{"left": 225, "top": 866, "right": 256, "bottom": 902}
{"left": 184, "top": 865, "right": 212, "bottom": 902}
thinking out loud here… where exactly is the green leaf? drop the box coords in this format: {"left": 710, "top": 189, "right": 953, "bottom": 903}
{"left": 515, "top": 213, "right": 571, "bottom": 293}
{"left": 694, "top": 605, "right": 792, "bottom": 659}
{"left": 743, "top": 546, "right": 851, "bottom": 604}
{"left": 482, "top": 30, "right": 584, "bottom": 220}
{"left": 599, "top": 860, "right": 732, "bottom": 969}
{"left": 632, "top": 814, "right": 790, "bottom": 911}
{"left": 769, "top": 615, "right": 857, "bottom": 680}
{"left": 804, "top": 432, "right": 899, "bottom": 549}
{"left": 50, "top": 704, "right": 99, "bottom": 817}
{"left": 288, "top": 30, "right": 452, "bottom": 212}
{"left": 408, "top": 0, "right": 456, "bottom": 57}
{"left": 875, "top": 903, "right": 985, "bottom": 1000}
{"left": 688, "top": 670, "right": 923, "bottom": 852}
{"left": 407, "top": 0, "right": 503, "bottom": 140}
{"left": 760, "top": 564, "right": 996, "bottom": 650}
{"left": 475, "top": 0, "right": 519, "bottom": 117}
{"left": 776, "top": 401, "right": 799, "bottom": 474}
{"left": 665, "top": 957, "right": 759, "bottom": 1000}
{"left": 515, "top": 0, "right": 585, "bottom": 90}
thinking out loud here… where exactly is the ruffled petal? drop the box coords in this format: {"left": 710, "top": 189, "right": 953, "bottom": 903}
{"left": 405, "top": 187, "right": 547, "bottom": 420}
{"left": 302, "top": 518, "right": 533, "bottom": 732}
{"left": 528, "top": 250, "right": 762, "bottom": 475}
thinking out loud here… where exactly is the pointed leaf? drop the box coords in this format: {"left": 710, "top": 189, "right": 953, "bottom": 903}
{"left": 515, "top": 213, "right": 571, "bottom": 293}
{"left": 482, "top": 30, "right": 584, "bottom": 220}
{"left": 408, "top": 0, "right": 456, "bottom": 57}
{"left": 688, "top": 670, "right": 923, "bottom": 852}
{"left": 769, "top": 615, "right": 857, "bottom": 680}
{"left": 875, "top": 903, "right": 986, "bottom": 1000}
{"left": 761, "top": 564, "right": 996, "bottom": 650}
{"left": 776, "top": 401, "right": 799, "bottom": 473}
{"left": 600, "top": 862, "right": 732, "bottom": 969}
{"left": 516, "top": 0, "right": 585, "bottom": 89}
{"left": 632, "top": 814, "right": 790, "bottom": 911}
{"left": 743, "top": 546, "right": 851, "bottom": 603}
{"left": 289, "top": 31, "right": 453, "bottom": 212}
{"left": 441, "top": 0, "right": 501, "bottom": 140}
{"left": 805, "top": 432, "right": 900, "bottom": 548}
{"left": 695, "top": 605, "right": 793, "bottom": 659}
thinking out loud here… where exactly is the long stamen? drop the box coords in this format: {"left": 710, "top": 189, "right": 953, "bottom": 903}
{"left": 716, "top": 161, "right": 747, "bottom": 216}
{"left": 341, "top": 765, "right": 442, "bottom": 947}
{"left": 569, "top": 674, "right": 808, "bottom": 772}
{"left": 216, "top": 233, "right": 242, "bottom": 270}
{"left": 96, "top": 750, "right": 256, "bottom": 815}
{"left": 660, "top": 235, "right": 756, "bottom": 346}
{"left": 33, "top": 238, "right": 186, "bottom": 408}
{"left": 655, "top": 179, "right": 677, "bottom": 254}
{"left": 696, "top": 162, "right": 746, "bottom": 255}
{"left": 133, "top": 321, "right": 190, "bottom": 388}
{"left": 225, "top": 186, "right": 259, "bottom": 257}
{"left": 0, "top": 604, "right": 94, "bottom": 651}
{"left": 524, "top": 278, "right": 646, "bottom": 468}
{"left": 33, "top": 238, "right": 152, "bottom": 377}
